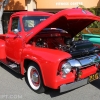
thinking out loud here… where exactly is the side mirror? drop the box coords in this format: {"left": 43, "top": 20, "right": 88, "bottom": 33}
{"left": 13, "top": 29, "right": 22, "bottom": 38}
{"left": 13, "top": 29, "right": 19, "bottom": 34}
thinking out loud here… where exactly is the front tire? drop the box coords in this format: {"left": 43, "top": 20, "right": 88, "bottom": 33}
{"left": 27, "top": 63, "right": 46, "bottom": 93}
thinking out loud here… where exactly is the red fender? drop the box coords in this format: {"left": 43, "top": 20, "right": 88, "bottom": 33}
{"left": 0, "top": 39, "right": 6, "bottom": 59}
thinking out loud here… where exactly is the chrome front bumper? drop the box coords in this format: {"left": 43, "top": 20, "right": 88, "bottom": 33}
{"left": 60, "top": 78, "right": 88, "bottom": 93}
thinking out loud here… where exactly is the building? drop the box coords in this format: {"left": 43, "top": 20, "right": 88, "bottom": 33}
{"left": 2, "top": 0, "right": 100, "bottom": 11}
{"left": 1, "top": 0, "right": 100, "bottom": 33}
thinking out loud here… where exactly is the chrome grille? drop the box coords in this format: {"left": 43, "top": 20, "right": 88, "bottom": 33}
{"left": 68, "top": 54, "right": 100, "bottom": 68}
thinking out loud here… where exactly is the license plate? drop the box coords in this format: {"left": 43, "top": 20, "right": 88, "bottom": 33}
{"left": 88, "top": 73, "right": 99, "bottom": 82}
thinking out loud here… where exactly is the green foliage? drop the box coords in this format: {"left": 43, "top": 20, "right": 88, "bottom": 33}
{"left": 74, "top": 5, "right": 100, "bottom": 40}
{"left": 78, "top": 5, "right": 100, "bottom": 28}
{"left": 87, "top": 7, "right": 100, "bottom": 28}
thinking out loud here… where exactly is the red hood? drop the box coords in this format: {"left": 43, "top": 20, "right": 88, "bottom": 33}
{"left": 25, "top": 8, "right": 100, "bottom": 43}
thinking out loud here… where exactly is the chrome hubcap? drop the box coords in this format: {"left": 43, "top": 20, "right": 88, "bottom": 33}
{"left": 32, "top": 72, "right": 39, "bottom": 83}
{"left": 30, "top": 69, "right": 40, "bottom": 86}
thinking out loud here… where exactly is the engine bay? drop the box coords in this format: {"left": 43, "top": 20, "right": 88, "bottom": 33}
{"left": 29, "top": 29, "right": 100, "bottom": 58}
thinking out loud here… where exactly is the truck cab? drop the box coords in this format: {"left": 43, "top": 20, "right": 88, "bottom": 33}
{"left": 0, "top": 11, "right": 52, "bottom": 73}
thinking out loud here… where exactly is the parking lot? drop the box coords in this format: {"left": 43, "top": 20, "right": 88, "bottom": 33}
{"left": 0, "top": 64, "right": 100, "bottom": 100}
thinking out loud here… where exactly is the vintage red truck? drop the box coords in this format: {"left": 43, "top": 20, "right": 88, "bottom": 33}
{"left": 0, "top": 8, "right": 100, "bottom": 93}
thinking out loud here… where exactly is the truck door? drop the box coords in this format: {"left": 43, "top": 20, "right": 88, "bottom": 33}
{"left": 5, "top": 17, "right": 23, "bottom": 63}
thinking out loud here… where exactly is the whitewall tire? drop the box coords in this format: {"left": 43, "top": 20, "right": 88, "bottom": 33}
{"left": 27, "top": 63, "right": 46, "bottom": 93}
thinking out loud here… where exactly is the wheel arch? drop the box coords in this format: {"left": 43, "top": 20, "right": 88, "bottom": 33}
{"left": 23, "top": 59, "right": 46, "bottom": 86}
{"left": 24, "top": 59, "right": 41, "bottom": 71}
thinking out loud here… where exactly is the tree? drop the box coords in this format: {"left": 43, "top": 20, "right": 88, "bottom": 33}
{"left": 0, "top": 0, "right": 9, "bottom": 34}
{"left": 79, "top": 5, "right": 100, "bottom": 28}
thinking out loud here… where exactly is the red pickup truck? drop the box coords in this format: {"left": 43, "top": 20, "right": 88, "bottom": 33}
{"left": 0, "top": 8, "right": 100, "bottom": 93}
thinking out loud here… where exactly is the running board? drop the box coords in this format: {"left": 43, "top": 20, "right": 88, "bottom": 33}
{"left": 0, "top": 58, "right": 21, "bottom": 73}
{"left": 9, "top": 63, "right": 18, "bottom": 68}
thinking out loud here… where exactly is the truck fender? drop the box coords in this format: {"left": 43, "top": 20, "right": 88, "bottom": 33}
{"left": 0, "top": 39, "right": 6, "bottom": 59}
{"left": 20, "top": 57, "right": 47, "bottom": 86}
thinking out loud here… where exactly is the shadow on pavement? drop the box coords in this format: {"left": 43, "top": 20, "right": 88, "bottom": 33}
{"left": 91, "top": 79, "right": 100, "bottom": 89}
{"left": 44, "top": 88, "right": 67, "bottom": 97}
{"left": 44, "top": 79, "right": 100, "bottom": 97}
{"left": 0, "top": 63, "right": 24, "bottom": 79}
{"left": 44, "top": 87, "right": 83, "bottom": 97}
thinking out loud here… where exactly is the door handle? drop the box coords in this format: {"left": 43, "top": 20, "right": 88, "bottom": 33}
{"left": 6, "top": 35, "right": 9, "bottom": 38}
{"left": 14, "top": 34, "right": 22, "bottom": 38}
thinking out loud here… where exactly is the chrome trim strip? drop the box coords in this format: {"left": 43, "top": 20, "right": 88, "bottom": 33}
{"left": 67, "top": 54, "right": 100, "bottom": 68}
{"left": 79, "top": 57, "right": 92, "bottom": 66}
{"left": 60, "top": 78, "right": 88, "bottom": 93}
{"left": 68, "top": 59, "right": 81, "bottom": 68}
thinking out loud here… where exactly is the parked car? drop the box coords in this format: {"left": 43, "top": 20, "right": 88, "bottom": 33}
{"left": 0, "top": 8, "right": 100, "bottom": 93}
{"left": 82, "top": 34, "right": 100, "bottom": 48}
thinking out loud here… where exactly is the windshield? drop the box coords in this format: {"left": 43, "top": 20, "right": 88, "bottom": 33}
{"left": 23, "top": 16, "right": 49, "bottom": 31}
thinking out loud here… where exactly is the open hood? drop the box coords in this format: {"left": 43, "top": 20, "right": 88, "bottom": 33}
{"left": 25, "top": 8, "right": 100, "bottom": 43}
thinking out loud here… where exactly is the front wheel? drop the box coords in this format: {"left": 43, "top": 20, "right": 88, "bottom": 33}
{"left": 27, "top": 63, "right": 46, "bottom": 93}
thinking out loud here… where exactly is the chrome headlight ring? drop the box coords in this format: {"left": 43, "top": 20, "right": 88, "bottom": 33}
{"left": 61, "top": 62, "right": 71, "bottom": 74}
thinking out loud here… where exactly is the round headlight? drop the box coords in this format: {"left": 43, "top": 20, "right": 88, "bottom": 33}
{"left": 61, "top": 63, "right": 71, "bottom": 74}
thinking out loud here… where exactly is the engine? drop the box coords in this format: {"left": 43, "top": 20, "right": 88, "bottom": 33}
{"left": 64, "top": 39, "right": 100, "bottom": 57}
{"left": 30, "top": 31, "right": 100, "bottom": 58}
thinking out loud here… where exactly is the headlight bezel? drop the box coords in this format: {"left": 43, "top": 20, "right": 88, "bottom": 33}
{"left": 61, "top": 62, "right": 72, "bottom": 74}
{"left": 58, "top": 60, "right": 72, "bottom": 76}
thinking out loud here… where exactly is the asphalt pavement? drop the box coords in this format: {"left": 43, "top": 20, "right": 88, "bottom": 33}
{"left": 0, "top": 64, "right": 100, "bottom": 100}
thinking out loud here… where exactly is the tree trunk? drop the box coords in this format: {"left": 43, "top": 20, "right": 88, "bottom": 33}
{"left": 0, "top": 6, "right": 3, "bottom": 34}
